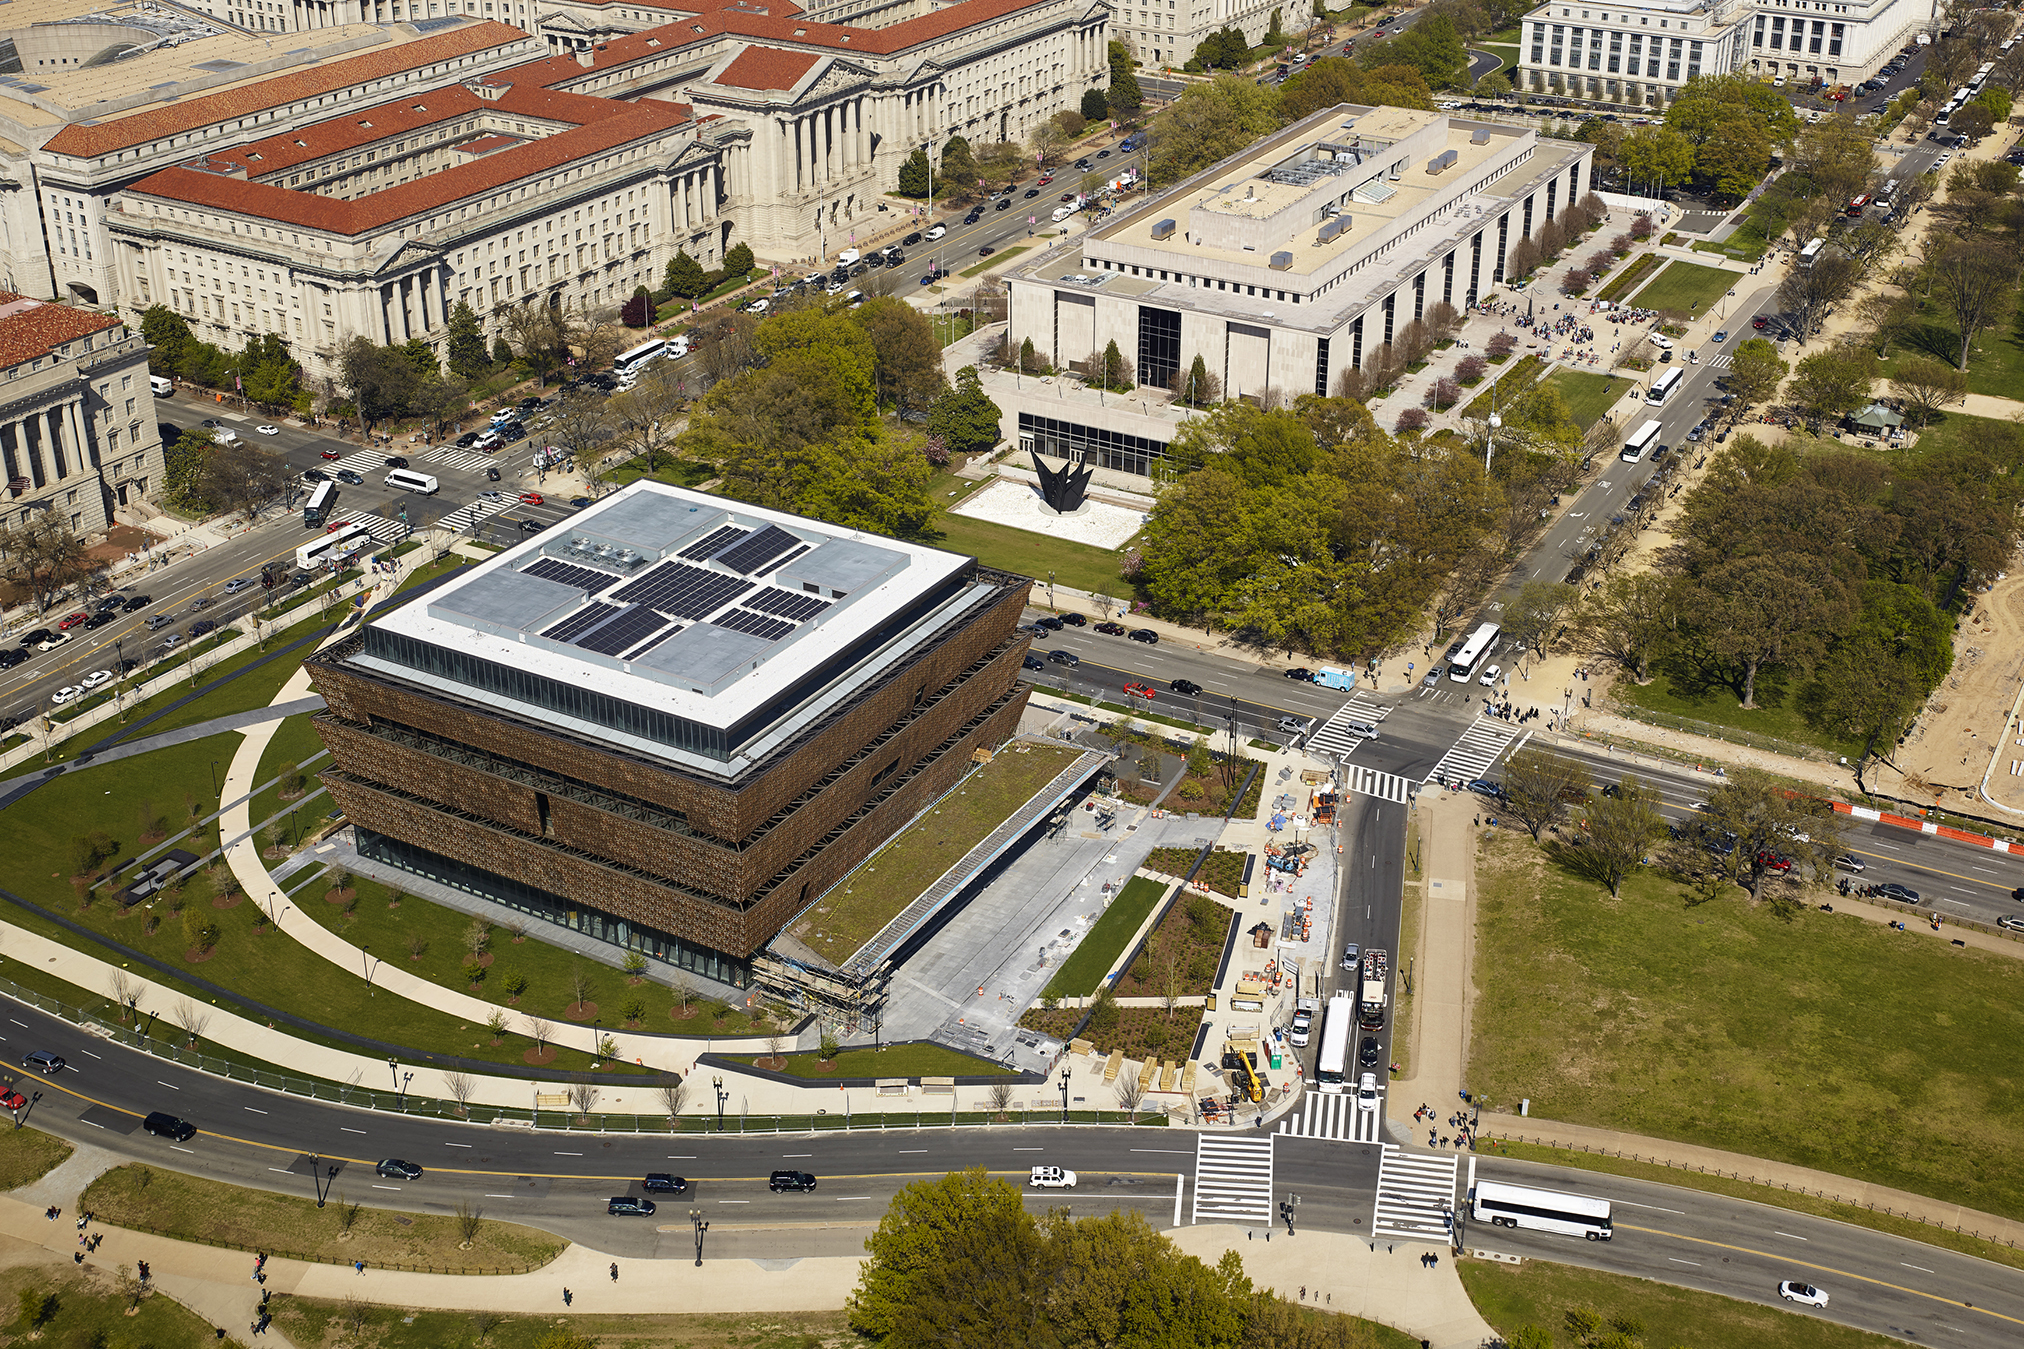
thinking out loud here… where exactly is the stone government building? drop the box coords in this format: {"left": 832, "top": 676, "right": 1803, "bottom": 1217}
{"left": 0, "top": 0, "right": 1109, "bottom": 383}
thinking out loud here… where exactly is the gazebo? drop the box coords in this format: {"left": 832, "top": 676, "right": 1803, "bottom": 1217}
{"left": 1849, "top": 402, "right": 1904, "bottom": 433}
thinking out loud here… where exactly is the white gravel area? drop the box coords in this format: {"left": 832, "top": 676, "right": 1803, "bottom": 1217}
{"left": 949, "top": 478, "right": 1143, "bottom": 549}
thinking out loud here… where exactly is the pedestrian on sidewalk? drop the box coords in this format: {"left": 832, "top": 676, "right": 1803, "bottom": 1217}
{"left": 563, "top": 1288, "right": 573, "bottom": 1306}
{"left": 609, "top": 1262, "right": 619, "bottom": 1283}
{"left": 354, "top": 1260, "right": 366, "bottom": 1275}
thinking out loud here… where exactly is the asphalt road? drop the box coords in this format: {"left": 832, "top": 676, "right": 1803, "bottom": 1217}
{"left": 8, "top": 991, "right": 2023, "bottom": 1345}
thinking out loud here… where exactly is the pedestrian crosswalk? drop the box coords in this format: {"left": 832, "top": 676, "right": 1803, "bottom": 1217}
{"left": 1341, "top": 764, "right": 1416, "bottom": 806}
{"left": 1705, "top": 354, "right": 1732, "bottom": 370}
{"left": 431, "top": 496, "right": 514, "bottom": 534}
{"left": 422, "top": 447, "right": 499, "bottom": 473}
{"left": 326, "top": 449, "right": 387, "bottom": 475}
{"left": 1276, "top": 1086, "right": 1382, "bottom": 1142}
{"left": 1190, "top": 1135, "right": 1274, "bottom": 1226}
{"left": 1371, "top": 1145, "right": 1459, "bottom": 1244}
{"left": 1304, "top": 692, "right": 1389, "bottom": 759}
{"left": 1422, "top": 723, "right": 1527, "bottom": 787}
{"left": 328, "top": 510, "right": 408, "bottom": 545}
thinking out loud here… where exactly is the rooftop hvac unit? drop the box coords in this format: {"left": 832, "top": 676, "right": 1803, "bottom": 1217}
{"left": 1427, "top": 149, "right": 1458, "bottom": 174}
{"left": 1471, "top": 128, "right": 1491, "bottom": 144}
{"left": 1318, "top": 218, "right": 1346, "bottom": 244}
{"left": 1151, "top": 218, "right": 1176, "bottom": 240}
{"left": 1270, "top": 251, "right": 1293, "bottom": 270}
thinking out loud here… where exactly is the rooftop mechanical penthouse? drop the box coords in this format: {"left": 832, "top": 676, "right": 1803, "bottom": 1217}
{"left": 306, "top": 482, "right": 1034, "bottom": 989}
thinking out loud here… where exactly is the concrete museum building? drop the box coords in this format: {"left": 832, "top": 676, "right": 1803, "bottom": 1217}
{"left": 999, "top": 102, "right": 1596, "bottom": 480}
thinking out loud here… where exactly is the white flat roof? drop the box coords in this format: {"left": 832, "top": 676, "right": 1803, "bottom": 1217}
{"left": 367, "top": 481, "right": 974, "bottom": 732}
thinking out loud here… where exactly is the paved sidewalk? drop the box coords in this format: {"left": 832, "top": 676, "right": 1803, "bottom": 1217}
{"left": 1397, "top": 789, "right": 1478, "bottom": 1117}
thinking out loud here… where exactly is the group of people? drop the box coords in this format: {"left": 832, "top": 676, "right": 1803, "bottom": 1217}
{"left": 1412, "top": 1103, "right": 1475, "bottom": 1150}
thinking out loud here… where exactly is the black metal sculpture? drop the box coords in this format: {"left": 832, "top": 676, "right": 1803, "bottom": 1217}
{"left": 1030, "top": 449, "right": 1093, "bottom": 514}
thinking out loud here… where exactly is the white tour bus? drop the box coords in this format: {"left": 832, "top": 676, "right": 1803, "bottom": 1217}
{"left": 613, "top": 337, "right": 667, "bottom": 378}
{"left": 384, "top": 468, "right": 439, "bottom": 494}
{"left": 296, "top": 522, "right": 371, "bottom": 571}
{"left": 1797, "top": 236, "right": 1826, "bottom": 268}
{"left": 1314, "top": 991, "right": 1355, "bottom": 1088}
{"left": 1471, "top": 1179, "right": 1613, "bottom": 1240}
{"left": 1646, "top": 367, "right": 1684, "bottom": 406}
{"left": 1621, "top": 419, "right": 1663, "bottom": 463}
{"left": 303, "top": 480, "right": 337, "bottom": 527}
{"left": 149, "top": 375, "right": 175, "bottom": 397}
{"left": 1448, "top": 621, "right": 1500, "bottom": 683}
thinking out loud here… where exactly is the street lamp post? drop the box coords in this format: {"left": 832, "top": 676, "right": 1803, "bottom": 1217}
{"left": 387, "top": 1057, "right": 400, "bottom": 1092}
{"left": 712, "top": 1075, "right": 729, "bottom": 1132}
{"left": 690, "top": 1208, "right": 709, "bottom": 1265}
{"left": 592, "top": 1019, "right": 602, "bottom": 1067}
{"left": 363, "top": 945, "right": 378, "bottom": 996}
{"left": 1058, "top": 1067, "right": 1071, "bottom": 1124}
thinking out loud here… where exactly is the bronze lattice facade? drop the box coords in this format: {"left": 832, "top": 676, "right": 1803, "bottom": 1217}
{"left": 307, "top": 564, "right": 1033, "bottom": 978}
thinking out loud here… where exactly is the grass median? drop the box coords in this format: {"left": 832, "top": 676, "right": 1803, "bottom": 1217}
{"left": 1468, "top": 829, "right": 2024, "bottom": 1222}
{"left": 720, "top": 1042, "right": 1016, "bottom": 1079}
{"left": 1042, "top": 875, "right": 1170, "bottom": 998}
{"left": 0, "top": 1125, "right": 72, "bottom": 1190}
{"left": 82, "top": 1163, "right": 566, "bottom": 1272}
{"left": 1459, "top": 1256, "right": 1907, "bottom": 1349}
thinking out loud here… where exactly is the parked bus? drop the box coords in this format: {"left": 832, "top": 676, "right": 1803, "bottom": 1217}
{"left": 1646, "top": 367, "right": 1684, "bottom": 406}
{"left": 1621, "top": 419, "right": 1663, "bottom": 464}
{"left": 1971, "top": 62, "right": 1993, "bottom": 93}
{"left": 1845, "top": 193, "right": 1870, "bottom": 216}
{"left": 1314, "top": 991, "right": 1355, "bottom": 1088}
{"left": 1471, "top": 1179, "right": 1613, "bottom": 1241}
{"left": 1447, "top": 621, "right": 1500, "bottom": 683}
{"left": 297, "top": 521, "right": 371, "bottom": 572}
{"left": 613, "top": 337, "right": 667, "bottom": 378}
{"left": 303, "top": 480, "right": 336, "bottom": 527}
{"left": 1797, "top": 236, "right": 1826, "bottom": 268}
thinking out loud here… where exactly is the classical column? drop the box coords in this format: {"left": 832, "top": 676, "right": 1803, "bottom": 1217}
{"left": 63, "top": 399, "right": 90, "bottom": 475}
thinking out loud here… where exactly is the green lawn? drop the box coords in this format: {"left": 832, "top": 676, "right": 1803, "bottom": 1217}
{"left": 1904, "top": 409, "right": 2022, "bottom": 458}
{"left": 275, "top": 1302, "right": 849, "bottom": 1349}
{"left": 723, "top": 1043, "right": 1017, "bottom": 1078}
{"left": 802, "top": 742, "right": 1086, "bottom": 966}
{"left": 1043, "top": 875, "right": 1171, "bottom": 998}
{"left": 298, "top": 869, "right": 790, "bottom": 1038}
{"left": 930, "top": 502, "right": 1136, "bottom": 593}
{"left": 1469, "top": 830, "right": 2024, "bottom": 1222}
{"left": 605, "top": 454, "right": 718, "bottom": 490}
{"left": 246, "top": 711, "right": 327, "bottom": 851}
{"left": 1545, "top": 369, "right": 1631, "bottom": 429}
{"left": 1881, "top": 289, "right": 2024, "bottom": 400}
{"left": 1611, "top": 654, "right": 1862, "bottom": 759}
{"left": 961, "top": 245, "right": 1030, "bottom": 277}
{"left": 0, "top": 732, "right": 615, "bottom": 1075}
{"left": 1624, "top": 260, "right": 1737, "bottom": 317}
{"left": 931, "top": 312, "right": 978, "bottom": 348}
{"left": 0, "top": 1125, "right": 71, "bottom": 1190}
{"left": 1460, "top": 1258, "right": 1916, "bottom": 1349}
{"left": 1477, "top": 42, "right": 1519, "bottom": 74}
{"left": 0, "top": 1263, "right": 232, "bottom": 1349}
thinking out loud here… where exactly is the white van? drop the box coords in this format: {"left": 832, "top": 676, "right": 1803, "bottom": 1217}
{"left": 148, "top": 375, "right": 174, "bottom": 397}
{"left": 924, "top": 224, "right": 947, "bottom": 241}
{"left": 384, "top": 468, "right": 439, "bottom": 494}
{"left": 836, "top": 248, "right": 861, "bottom": 266}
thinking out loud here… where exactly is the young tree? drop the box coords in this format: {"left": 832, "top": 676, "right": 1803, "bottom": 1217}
{"left": 1574, "top": 776, "right": 1667, "bottom": 896}
{"left": 1081, "top": 87, "right": 1110, "bottom": 122}
{"left": 663, "top": 249, "right": 709, "bottom": 300}
{"left": 1889, "top": 355, "right": 1968, "bottom": 426}
{"left": 1499, "top": 746, "right": 1589, "bottom": 840}
{"left": 722, "top": 242, "right": 756, "bottom": 279}
{"left": 1091, "top": 338, "right": 1135, "bottom": 391}
{"left": 925, "top": 365, "right": 1004, "bottom": 459}
{"left": 620, "top": 286, "right": 653, "bottom": 328}
{"left": 444, "top": 301, "right": 490, "bottom": 378}
{"left": 897, "top": 147, "right": 933, "bottom": 198}
{"left": 1171, "top": 353, "right": 1221, "bottom": 407}
{"left": 1107, "top": 40, "right": 1142, "bottom": 121}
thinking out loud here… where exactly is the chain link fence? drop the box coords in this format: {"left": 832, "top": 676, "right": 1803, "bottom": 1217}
{"left": 1602, "top": 700, "right": 1838, "bottom": 763}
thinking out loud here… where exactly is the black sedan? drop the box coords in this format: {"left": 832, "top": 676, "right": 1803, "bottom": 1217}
{"left": 375, "top": 1159, "right": 423, "bottom": 1180}
{"left": 1873, "top": 882, "right": 1921, "bottom": 904}
{"left": 1284, "top": 667, "right": 1313, "bottom": 681}
{"left": 1127, "top": 628, "right": 1159, "bottom": 644}
{"left": 1171, "top": 678, "right": 1203, "bottom": 696}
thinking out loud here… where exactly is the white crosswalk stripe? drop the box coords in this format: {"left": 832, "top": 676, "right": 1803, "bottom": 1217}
{"left": 1341, "top": 764, "right": 1415, "bottom": 806}
{"left": 327, "top": 511, "right": 407, "bottom": 545}
{"left": 1706, "top": 354, "right": 1732, "bottom": 370}
{"left": 328, "top": 450, "right": 387, "bottom": 474}
{"left": 1371, "top": 1145, "right": 1460, "bottom": 1244}
{"left": 1304, "top": 691, "right": 1390, "bottom": 759}
{"left": 432, "top": 497, "right": 514, "bottom": 534}
{"left": 1422, "top": 723, "right": 1527, "bottom": 786}
{"left": 1190, "top": 1135, "right": 1274, "bottom": 1226}
{"left": 422, "top": 447, "right": 500, "bottom": 473}
{"left": 1275, "top": 1087, "right": 1382, "bottom": 1141}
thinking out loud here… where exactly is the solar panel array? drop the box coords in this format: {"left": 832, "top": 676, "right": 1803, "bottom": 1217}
{"left": 713, "top": 609, "right": 796, "bottom": 642}
{"left": 677, "top": 524, "right": 747, "bottom": 561}
{"left": 576, "top": 605, "right": 669, "bottom": 657}
{"left": 543, "top": 602, "right": 617, "bottom": 644}
{"left": 755, "top": 542, "right": 809, "bottom": 577}
{"left": 744, "top": 588, "right": 831, "bottom": 621}
{"left": 610, "top": 561, "right": 755, "bottom": 619}
{"left": 525, "top": 558, "right": 618, "bottom": 594}
{"left": 625, "top": 623, "right": 686, "bottom": 659}
{"left": 716, "top": 524, "right": 801, "bottom": 575}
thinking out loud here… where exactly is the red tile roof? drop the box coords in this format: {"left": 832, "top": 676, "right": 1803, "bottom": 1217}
{"left": 0, "top": 294, "right": 121, "bottom": 367}
{"left": 452, "top": 134, "right": 522, "bottom": 156}
{"left": 44, "top": 22, "right": 532, "bottom": 160}
{"left": 711, "top": 46, "right": 819, "bottom": 91}
{"left": 129, "top": 99, "right": 694, "bottom": 237}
